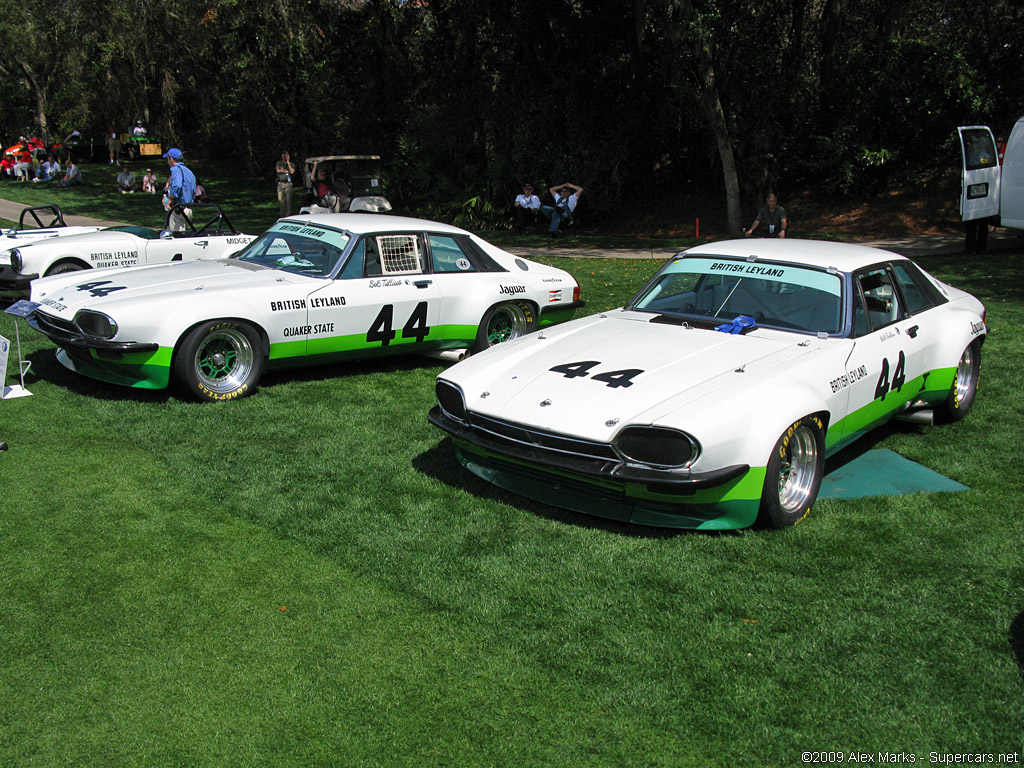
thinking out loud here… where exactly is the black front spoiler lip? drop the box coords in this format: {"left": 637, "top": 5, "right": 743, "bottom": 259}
{"left": 0, "top": 265, "right": 38, "bottom": 291}
{"left": 26, "top": 312, "right": 159, "bottom": 354}
{"left": 428, "top": 405, "right": 748, "bottom": 491}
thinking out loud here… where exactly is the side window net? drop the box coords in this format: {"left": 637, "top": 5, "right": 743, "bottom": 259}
{"left": 377, "top": 235, "right": 422, "bottom": 274}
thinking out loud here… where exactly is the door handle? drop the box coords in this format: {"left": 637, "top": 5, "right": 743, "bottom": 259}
{"left": 906, "top": 325, "right": 919, "bottom": 338}
{"left": 414, "top": 279, "right": 433, "bottom": 288}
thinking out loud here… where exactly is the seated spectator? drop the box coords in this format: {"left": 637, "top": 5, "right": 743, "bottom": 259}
{"left": 194, "top": 180, "right": 210, "bottom": 202}
{"left": 540, "top": 182, "right": 583, "bottom": 238}
{"left": 0, "top": 155, "right": 15, "bottom": 178}
{"left": 61, "top": 159, "right": 83, "bottom": 187}
{"left": 33, "top": 155, "right": 61, "bottom": 183}
{"left": 142, "top": 168, "right": 157, "bottom": 194}
{"left": 116, "top": 164, "right": 137, "bottom": 194}
{"left": 13, "top": 142, "right": 34, "bottom": 182}
{"left": 513, "top": 183, "right": 541, "bottom": 233}
{"left": 311, "top": 162, "right": 350, "bottom": 212}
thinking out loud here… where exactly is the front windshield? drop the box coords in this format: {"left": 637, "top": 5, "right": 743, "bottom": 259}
{"left": 630, "top": 256, "right": 843, "bottom": 335}
{"left": 236, "top": 221, "right": 351, "bottom": 277}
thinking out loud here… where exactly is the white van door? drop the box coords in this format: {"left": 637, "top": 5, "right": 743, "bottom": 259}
{"left": 998, "top": 116, "right": 1024, "bottom": 229}
{"left": 957, "top": 125, "right": 1000, "bottom": 221}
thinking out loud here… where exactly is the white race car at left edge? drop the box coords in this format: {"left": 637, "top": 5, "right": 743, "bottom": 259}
{"left": 1, "top": 203, "right": 255, "bottom": 300}
{"left": 26, "top": 213, "right": 585, "bottom": 401}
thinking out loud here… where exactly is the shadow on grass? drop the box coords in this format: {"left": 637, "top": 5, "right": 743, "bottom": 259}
{"left": 1011, "top": 611, "right": 1024, "bottom": 679}
{"left": 25, "top": 349, "right": 171, "bottom": 403}
{"left": 412, "top": 440, "right": 738, "bottom": 540}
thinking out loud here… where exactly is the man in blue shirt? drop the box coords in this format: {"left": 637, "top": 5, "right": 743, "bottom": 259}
{"left": 163, "top": 147, "right": 197, "bottom": 231}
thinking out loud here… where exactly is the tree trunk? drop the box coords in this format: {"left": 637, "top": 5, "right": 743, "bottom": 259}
{"left": 676, "top": 0, "right": 742, "bottom": 233}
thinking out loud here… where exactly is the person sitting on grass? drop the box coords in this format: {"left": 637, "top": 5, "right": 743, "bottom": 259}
{"left": 116, "top": 164, "right": 137, "bottom": 194}
{"left": 33, "top": 155, "right": 61, "bottom": 183}
{"left": 60, "top": 159, "right": 82, "bottom": 187}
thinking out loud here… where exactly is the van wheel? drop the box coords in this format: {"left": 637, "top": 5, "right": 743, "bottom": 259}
{"left": 757, "top": 416, "right": 825, "bottom": 529}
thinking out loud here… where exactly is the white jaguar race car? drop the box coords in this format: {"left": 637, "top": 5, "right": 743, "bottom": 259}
{"left": 26, "top": 214, "right": 584, "bottom": 401}
{"left": 1, "top": 205, "right": 104, "bottom": 274}
{"left": 1, "top": 204, "right": 255, "bottom": 299}
{"left": 429, "top": 239, "right": 987, "bottom": 530}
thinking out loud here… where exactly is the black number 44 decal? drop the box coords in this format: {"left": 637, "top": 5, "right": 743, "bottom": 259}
{"left": 367, "top": 302, "right": 430, "bottom": 347}
{"left": 874, "top": 350, "right": 907, "bottom": 401}
{"left": 75, "top": 280, "right": 127, "bottom": 298}
{"left": 549, "top": 361, "right": 644, "bottom": 388}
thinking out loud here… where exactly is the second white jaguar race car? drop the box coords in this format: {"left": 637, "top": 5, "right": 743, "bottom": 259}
{"left": 429, "top": 239, "right": 987, "bottom": 530}
{"left": 26, "top": 214, "right": 584, "bottom": 401}
{"left": 1, "top": 204, "right": 255, "bottom": 299}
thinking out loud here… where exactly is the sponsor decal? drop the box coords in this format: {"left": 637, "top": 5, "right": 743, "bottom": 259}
{"left": 548, "top": 289, "right": 562, "bottom": 303}
{"left": 270, "top": 298, "right": 307, "bottom": 311}
{"left": 282, "top": 323, "right": 336, "bottom": 337}
{"left": 41, "top": 298, "right": 67, "bottom": 312}
{"left": 226, "top": 237, "right": 252, "bottom": 245}
{"left": 277, "top": 224, "right": 327, "bottom": 237}
{"left": 90, "top": 250, "right": 140, "bottom": 268}
{"left": 878, "top": 328, "right": 898, "bottom": 342}
{"left": 970, "top": 320, "right": 984, "bottom": 336}
{"left": 709, "top": 262, "right": 785, "bottom": 277}
{"left": 310, "top": 295, "right": 346, "bottom": 308}
{"left": 542, "top": 277, "right": 563, "bottom": 283}
{"left": 500, "top": 284, "right": 527, "bottom": 296}
{"left": 828, "top": 365, "right": 869, "bottom": 393}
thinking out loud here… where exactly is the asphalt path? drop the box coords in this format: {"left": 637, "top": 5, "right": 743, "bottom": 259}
{"left": 3, "top": 195, "right": 1021, "bottom": 259}
{"left": 0, "top": 196, "right": 126, "bottom": 229}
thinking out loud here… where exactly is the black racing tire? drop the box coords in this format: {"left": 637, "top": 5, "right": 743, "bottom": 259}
{"left": 936, "top": 339, "right": 980, "bottom": 423}
{"left": 173, "top": 320, "right": 265, "bottom": 402}
{"left": 757, "top": 415, "right": 826, "bottom": 529}
{"left": 472, "top": 301, "right": 536, "bottom": 353}
{"left": 45, "top": 261, "right": 86, "bottom": 276}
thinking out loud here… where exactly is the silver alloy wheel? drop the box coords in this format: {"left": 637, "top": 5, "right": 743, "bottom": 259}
{"left": 952, "top": 344, "right": 976, "bottom": 407}
{"left": 777, "top": 425, "right": 819, "bottom": 512}
{"left": 193, "top": 327, "right": 256, "bottom": 394}
{"left": 485, "top": 303, "right": 528, "bottom": 346}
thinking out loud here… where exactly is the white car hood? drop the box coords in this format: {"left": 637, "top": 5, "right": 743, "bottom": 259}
{"left": 31, "top": 259, "right": 305, "bottom": 318}
{"left": 446, "top": 311, "right": 828, "bottom": 442}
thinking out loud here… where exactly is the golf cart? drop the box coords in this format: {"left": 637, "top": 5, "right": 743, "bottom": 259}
{"left": 299, "top": 155, "right": 392, "bottom": 215}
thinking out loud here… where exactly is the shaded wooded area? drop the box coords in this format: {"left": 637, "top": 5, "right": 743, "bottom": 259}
{"left": 1, "top": 0, "right": 1021, "bottom": 227}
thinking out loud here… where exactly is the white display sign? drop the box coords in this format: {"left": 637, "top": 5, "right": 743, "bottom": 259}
{"left": 0, "top": 335, "right": 8, "bottom": 394}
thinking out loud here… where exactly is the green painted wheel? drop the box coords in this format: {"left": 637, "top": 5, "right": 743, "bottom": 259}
{"left": 474, "top": 302, "right": 536, "bottom": 352}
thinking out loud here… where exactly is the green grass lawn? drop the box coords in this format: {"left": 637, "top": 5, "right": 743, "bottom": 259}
{"left": 0, "top": 186, "right": 1021, "bottom": 765}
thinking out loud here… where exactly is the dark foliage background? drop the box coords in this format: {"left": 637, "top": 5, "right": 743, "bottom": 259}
{"left": 1, "top": 0, "right": 1022, "bottom": 227}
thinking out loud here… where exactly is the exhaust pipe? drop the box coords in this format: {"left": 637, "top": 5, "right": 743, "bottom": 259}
{"left": 420, "top": 349, "right": 470, "bottom": 363}
{"left": 896, "top": 409, "right": 934, "bottom": 426}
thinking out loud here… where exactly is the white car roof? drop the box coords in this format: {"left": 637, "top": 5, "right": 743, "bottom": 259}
{"left": 684, "top": 238, "right": 906, "bottom": 273}
{"left": 277, "top": 213, "right": 470, "bottom": 236}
